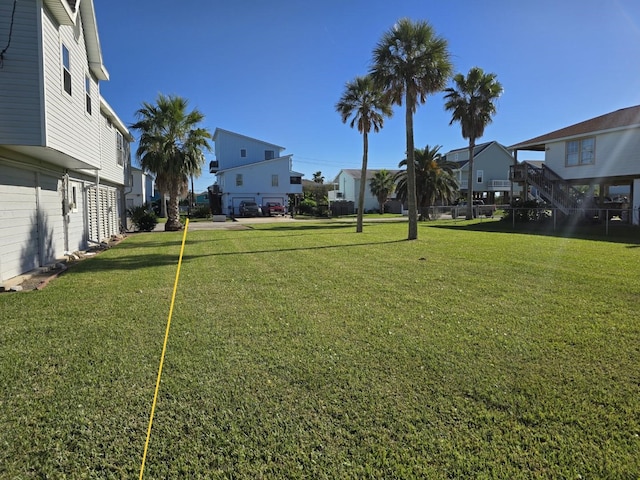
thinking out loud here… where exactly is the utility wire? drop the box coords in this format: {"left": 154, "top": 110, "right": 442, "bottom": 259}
{"left": 0, "top": 0, "right": 18, "bottom": 69}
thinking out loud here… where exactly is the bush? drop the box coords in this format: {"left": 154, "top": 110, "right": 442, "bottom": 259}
{"left": 502, "top": 199, "right": 550, "bottom": 223}
{"left": 191, "top": 205, "right": 211, "bottom": 218}
{"left": 127, "top": 204, "right": 158, "bottom": 232}
{"left": 299, "top": 198, "right": 317, "bottom": 215}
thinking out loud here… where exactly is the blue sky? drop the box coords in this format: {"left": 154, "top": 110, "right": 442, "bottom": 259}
{"left": 94, "top": 0, "right": 640, "bottom": 193}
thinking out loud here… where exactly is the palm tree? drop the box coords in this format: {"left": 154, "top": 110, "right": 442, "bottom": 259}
{"left": 130, "top": 94, "right": 212, "bottom": 231}
{"left": 371, "top": 18, "right": 452, "bottom": 240}
{"left": 369, "top": 169, "right": 396, "bottom": 214}
{"left": 312, "top": 171, "right": 325, "bottom": 184}
{"left": 395, "top": 145, "right": 459, "bottom": 219}
{"left": 336, "top": 75, "right": 392, "bottom": 232}
{"left": 444, "top": 67, "right": 503, "bottom": 219}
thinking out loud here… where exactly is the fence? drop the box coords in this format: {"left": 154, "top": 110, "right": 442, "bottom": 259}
{"left": 409, "top": 206, "right": 640, "bottom": 236}
{"left": 503, "top": 206, "right": 640, "bottom": 235}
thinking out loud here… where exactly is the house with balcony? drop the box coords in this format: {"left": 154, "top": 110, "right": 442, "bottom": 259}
{"left": 444, "top": 141, "right": 520, "bottom": 204}
{"left": 0, "top": 0, "right": 132, "bottom": 285}
{"left": 209, "top": 129, "right": 303, "bottom": 215}
{"left": 509, "top": 105, "right": 640, "bottom": 225}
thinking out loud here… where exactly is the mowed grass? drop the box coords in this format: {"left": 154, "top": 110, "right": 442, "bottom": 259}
{"left": 0, "top": 220, "right": 638, "bottom": 478}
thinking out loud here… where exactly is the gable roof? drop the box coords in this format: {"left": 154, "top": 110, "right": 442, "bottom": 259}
{"left": 45, "top": 0, "right": 108, "bottom": 80}
{"left": 510, "top": 105, "right": 640, "bottom": 151}
{"left": 446, "top": 141, "right": 494, "bottom": 158}
{"left": 213, "top": 128, "right": 285, "bottom": 151}
{"left": 445, "top": 141, "right": 510, "bottom": 169}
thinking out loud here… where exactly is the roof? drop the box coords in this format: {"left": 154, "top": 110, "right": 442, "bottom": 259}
{"left": 445, "top": 141, "right": 508, "bottom": 169}
{"left": 213, "top": 128, "right": 285, "bottom": 150}
{"left": 44, "top": 0, "right": 109, "bottom": 80}
{"left": 445, "top": 141, "right": 494, "bottom": 158}
{"left": 100, "top": 98, "right": 133, "bottom": 141}
{"left": 510, "top": 105, "right": 640, "bottom": 151}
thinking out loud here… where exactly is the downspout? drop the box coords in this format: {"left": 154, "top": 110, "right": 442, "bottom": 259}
{"left": 63, "top": 171, "right": 69, "bottom": 253}
{"left": 511, "top": 149, "right": 517, "bottom": 203}
{"left": 95, "top": 170, "right": 101, "bottom": 243}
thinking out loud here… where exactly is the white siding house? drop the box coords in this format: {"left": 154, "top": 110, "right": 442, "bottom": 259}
{"left": 444, "top": 141, "right": 520, "bottom": 203}
{"left": 329, "top": 169, "right": 401, "bottom": 213}
{"left": 210, "top": 129, "right": 303, "bottom": 215}
{"left": 126, "top": 167, "right": 155, "bottom": 210}
{"left": 510, "top": 105, "right": 640, "bottom": 224}
{"left": 0, "top": 0, "right": 132, "bottom": 285}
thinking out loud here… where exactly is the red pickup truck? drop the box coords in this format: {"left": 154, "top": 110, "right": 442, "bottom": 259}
{"left": 264, "top": 202, "right": 285, "bottom": 216}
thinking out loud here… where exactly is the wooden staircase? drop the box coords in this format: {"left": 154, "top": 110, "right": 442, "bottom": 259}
{"left": 510, "top": 163, "right": 582, "bottom": 214}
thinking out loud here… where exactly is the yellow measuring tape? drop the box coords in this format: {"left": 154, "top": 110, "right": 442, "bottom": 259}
{"left": 139, "top": 218, "right": 189, "bottom": 479}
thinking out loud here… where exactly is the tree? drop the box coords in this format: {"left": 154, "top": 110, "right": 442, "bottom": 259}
{"left": 312, "top": 171, "right": 325, "bottom": 184}
{"left": 444, "top": 67, "right": 503, "bottom": 219}
{"left": 336, "top": 75, "right": 392, "bottom": 232}
{"left": 371, "top": 18, "right": 452, "bottom": 240}
{"left": 369, "top": 169, "right": 396, "bottom": 214}
{"left": 130, "top": 94, "right": 212, "bottom": 231}
{"left": 395, "top": 145, "right": 458, "bottom": 219}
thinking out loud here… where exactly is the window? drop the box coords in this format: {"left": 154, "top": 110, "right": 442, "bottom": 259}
{"left": 70, "top": 184, "right": 78, "bottom": 212}
{"left": 272, "top": 174, "right": 279, "bottom": 187}
{"left": 85, "top": 75, "right": 92, "bottom": 114}
{"left": 240, "top": 149, "right": 247, "bottom": 157}
{"left": 265, "top": 150, "right": 275, "bottom": 160}
{"left": 290, "top": 176, "right": 302, "bottom": 185}
{"left": 62, "top": 44, "right": 71, "bottom": 95}
{"left": 116, "top": 131, "right": 124, "bottom": 166}
{"left": 476, "top": 170, "right": 483, "bottom": 183}
{"left": 236, "top": 174, "right": 243, "bottom": 186}
{"left": 566, "top": 138, "right": 595, "bottom": 166}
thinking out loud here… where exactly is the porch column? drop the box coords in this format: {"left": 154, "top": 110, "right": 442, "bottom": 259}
{"left": 633, "top": 179, "right": 640, "bottom": 225}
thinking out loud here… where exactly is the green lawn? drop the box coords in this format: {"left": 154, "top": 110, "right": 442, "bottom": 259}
{"left": 1, "top": 220, "right": 638, "bottom": 478}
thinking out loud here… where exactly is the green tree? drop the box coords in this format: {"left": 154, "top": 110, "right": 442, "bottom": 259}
{"left": 395, "top": 145, "right": 459, "bottom": 220}
{"left": 444, "top": 67, "right": 503, "bottom": 219}
{"left": 336, "top": 75, "right": 392, "bottom": 232}
{"left": 130, "top": 94, "right": 212, "bottom": 231}
{"left": 371, "top": 18, "right": 452, "bottom": 239}
{"left": 312, "top": 171, "right": 325, "bottom": 184}
{"left": 369, "top": 169, "right": 396, "bottom": 214}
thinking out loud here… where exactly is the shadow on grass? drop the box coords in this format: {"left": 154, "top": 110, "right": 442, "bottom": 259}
{"left": 425, "top": 219, "right": 640, "bottom": 245}
{"left": 199, "top": 238, "right": 407, "bottom": 257}
{"left": 249, "top": 221, "right": 400, "bottom": 231}
{"left": 64, "top": 235, "right": 408, "bottom": 276}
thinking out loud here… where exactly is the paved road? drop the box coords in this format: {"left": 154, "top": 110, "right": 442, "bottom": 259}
{"left": 153, "top": 215, "right": 413, "bottom": 231}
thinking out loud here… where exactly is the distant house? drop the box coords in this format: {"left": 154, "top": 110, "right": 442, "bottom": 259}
{"left": 510, "top": 105, "right": 640, "bottom": 224}
{"left": 0, "top": 0, "right": 132, "bottom": 284}
{"left": 126, "top": 167, "right": 155, "bottom": 210}
{"left": 329, "top": 169, "right": 402, "bottom": 213}
{"left": 209, "top": 129, "right": 304, "bottom": 215}
{"left": 444, "top": 141, "right": 520, "bottom": 203}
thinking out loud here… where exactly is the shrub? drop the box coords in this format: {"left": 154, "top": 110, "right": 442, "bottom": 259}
{"left": 299, "top": 198, "right": 317, "bottom": 215}
{"left": 127, "top": 204, "right": 158, "bottom": 232}
{"left": 502, "top": 199, "right": 550, "bottom": 223}
{"left": 191, "top": 205, "right": 211, "bottom": 218}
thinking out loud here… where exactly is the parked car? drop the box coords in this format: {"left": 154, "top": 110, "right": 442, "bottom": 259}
{"left": 263, "top": 202, "right": 285, "bottom": 216}
{"left": 451, "top": 200, "right": 496, "bottom": 219}
{"left": 239, "top": 201, "right": 261, "bottom": 217}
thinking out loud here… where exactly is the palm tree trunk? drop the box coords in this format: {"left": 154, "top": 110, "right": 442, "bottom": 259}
{"left": 357, "top": 131, "right": 368, "bottom": 233}
{"left": 466, "top": 140, "right": 475, "bottom": 220}
{"left": 405, "top": 91, "right": 418, "bottom": 240}
{"left": 165, "top": 185, "right": 183, "bottom": 231}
